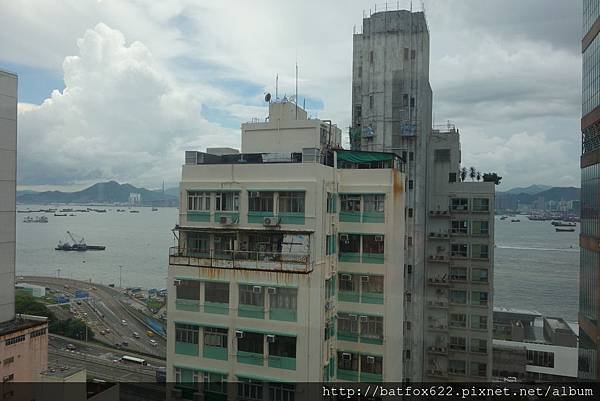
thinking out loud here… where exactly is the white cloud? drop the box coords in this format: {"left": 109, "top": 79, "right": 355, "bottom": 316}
{"left": 17, "top": 23, "right": 236, "bottom": 187}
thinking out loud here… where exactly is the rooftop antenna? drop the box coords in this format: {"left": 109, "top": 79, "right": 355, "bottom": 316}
{"left": 275, "top": 74, "right": 279, "bottom": 100}
{"left": 295, "top": 62, "right": 299, "bottom": 119}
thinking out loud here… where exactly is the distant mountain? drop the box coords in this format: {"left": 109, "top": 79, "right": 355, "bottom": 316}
{"left": 164, "top": 186, "right": 180, "bottom": 198}
{"left": 496, "top": 186, "right": 580, "bottom": 211}
{"left": 16, "top": 181, "right": 177, "bottom": 205}
{"left": 502, "top": 184, "right": 552, "bottom": 195}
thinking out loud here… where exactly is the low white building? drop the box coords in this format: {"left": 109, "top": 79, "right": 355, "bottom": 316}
{"left": 16, "top": 283, "right": 46, "bottom": 298}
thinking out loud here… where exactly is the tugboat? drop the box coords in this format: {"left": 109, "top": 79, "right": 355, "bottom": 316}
{"left": 55, "top": 231, "right": 106, "bottom": 251}
{"left": 556, "top": 227, "right": 575, "bottom": 232}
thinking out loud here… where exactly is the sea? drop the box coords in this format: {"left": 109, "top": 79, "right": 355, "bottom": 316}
{"left": 15, "top": 207, "right": 580, "bottom": 322}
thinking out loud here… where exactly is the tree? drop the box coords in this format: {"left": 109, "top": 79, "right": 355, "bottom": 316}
{"left": 476, "top": 171, "right": 482, "bottom": 181}
{"left": 15, "top": 292, "right": 55, "bottom": 320}
{"left": 469, "top": 166, "right": 477, "bottom": 181}
{"left": 483, "top": 172, "right": 502, "bottom": 185}
{"left": 460, "top": 167, "right": 468, "bottom": 182}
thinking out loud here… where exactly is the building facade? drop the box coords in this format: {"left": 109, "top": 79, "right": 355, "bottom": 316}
{"left": 579, "top": 0, "right": 600, "bottom": 381}
{"left": 167, "top": 101, "right": 406, "bottom": 398}
{"left": 352, "top": 9, "right": 494, "bottom": 381}
{"left": 493, "top": 308, "right": 578, "bottom": 382}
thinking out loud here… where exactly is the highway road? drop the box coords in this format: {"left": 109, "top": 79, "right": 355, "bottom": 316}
{"left": 20, "top": 276, "right": 166, "bottom": 358}
{"left": 48, "top": 334, "right": 163, "bottom": 382}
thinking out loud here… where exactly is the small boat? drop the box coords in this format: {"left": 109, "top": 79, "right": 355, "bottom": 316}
{"left": 23, "top": 216, "right": 34, "bottom": 223}
{"left": 556, "top": 228, "right": 575, "bottom": 232}
{"left": 551, "top": 221, "right": 576, "bottom": 227}
{"left": 129, "top": 210, "right": 140, "bottom": 213}
{"left": 152, "top": 207, "right": 158, "bottom": 211}
{"left": 36, "top": 216, "right": 48, "bottom": 223}
{"left": 500, "top": 216, "right": 508, "bottom": 220}
{"left": 54, "top": 213, "right": 68, "bottom": 217}
{"left": 94, "top": 209, "right": 107, "bottom": 213}
{"left": 511, "top": 219, "right": 520, "bottom": 222}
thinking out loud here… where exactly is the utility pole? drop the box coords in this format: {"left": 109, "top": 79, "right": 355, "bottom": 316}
{"left": 56, "top": 268, "right": 61, "bottom": 279}
{"left": 119, "top": 265, "right": 123, "bottom": 289}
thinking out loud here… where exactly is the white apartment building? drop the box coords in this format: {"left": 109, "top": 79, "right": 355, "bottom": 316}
{"left": 352, "top": 9, "right": 495, "bottom": 381}
{"left": 167, "top": 100, "right": 406, "bottom": 399}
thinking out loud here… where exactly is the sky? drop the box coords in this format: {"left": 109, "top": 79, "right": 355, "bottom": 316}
{"left": 0, "top": 0, "right": 582, "bottom": 191}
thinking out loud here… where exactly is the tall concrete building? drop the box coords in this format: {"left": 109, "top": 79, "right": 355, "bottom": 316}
{"left": 167, "top": 100, "right": 407, "bottom": 397}
{"left": 0, "top": 69, "right": 49, "bottom": 383}
{"left": 352, "top": 9, "right": 494, "bottom": 381}
{"left": 579, "top": 0, "right": 600, "bottom": 381}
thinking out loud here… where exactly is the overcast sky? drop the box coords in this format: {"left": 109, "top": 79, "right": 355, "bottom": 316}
{"left": 0, "top": 0, "right": 582, "bottom": 191}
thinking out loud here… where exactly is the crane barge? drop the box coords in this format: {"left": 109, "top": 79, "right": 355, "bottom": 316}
{"left": 55, "top": 231, "right": 106, "bottom": 251}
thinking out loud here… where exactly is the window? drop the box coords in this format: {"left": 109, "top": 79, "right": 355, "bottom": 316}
{"left": 269, "top": 335, "right": 296, "bottom": 358}
{"left": 205, "top": 282, "right": 229, "bottom": 304}
{"left": 362, "top": 275, "right": 383, "bottom": 295}
{"left": 340, "top": 194, "right": 361, "bottom": 212}
{"left": 3, "top": 357, "right": 14, "bottom": 365}
{"left": 369, "top": 50, "right": 374, "bottom": 64}
{"left": 238, "top": 378, "right": 263, "bottom": 400}
{"left": 269, "top": 287, "right": 297, "bottom": 312}
{"left": 471, "top": 315, "right": 488, "bottom": 330}
{"left": 327, "top": 193, "right": 337, "bottom": 213}
{"left": 450, "top": 267, "right": 467, "bottom": 281}
{"left": 411, "top": 49, "right": 416, "bottom": 59}
{"left": 450, "top": 198, "right": 468, "bottom": 211}
{"left": 358, "top": 66, "right": 362, "bottom": 78}
{"left": 326, "top": 235, "right": 337, "bottom": 255}
{"left": 239, "top": 285, "right": 264, "bottom": 308}
{"left": 338, "top": 313, "right": 359, "bottom": 335}
{"left": 248, "top": 191, "right": 274, "bottom": 212}
{"left": 527, "top": 350, "right": 554, "bottom": 368}
{"left": 449, "top": 313, "right": 467, "bottom": 328}
{"left": 408, "top": 208, "right": 413, "bottom": 218}
{"left": 449, "top": 360, "right": 466, "bottom": 375}
{"left": 410, "top": 97, "right": 415, "bottom": 108}
{"left": 471, "top": 338, "right": 487, "bottom": 354}
{"left": 176, "top": 280, "right": 200, "bottom": 300}
{"left": 187, "top": 233, "right": 209, "bottom": 256}
{"left": 435, "top": 149, "right": 450, "bottom": 162}
{"left": 362, "top": 235, "right": 384, "bottom": 258}
{"left": 403, "top": 94, "right": 409, "bottom": 107}
{"left": 471, "top": 291, "right": 488, "bottom": 306}
{"left": 449, "top": 336, "right": 466, "bottom": 351}
{"left": 470, "top": 362, "right": 487, "bottom": 377}
{"left": 188, "top": 191, "right": 210, "bottom": 211}
{"left": 403, "top": 47, "right": 409, "bottom": 60}
{"left": 279, "top": 192, "right": 305, "bottom": 213}
{"left": 204, "top": 372, "right": 227, "bottom": 394}
{"left": 174, "top": 367, "right": 199, "bottom": 384}
{"left": 339, "top": 233, "right": 360, "bottom": 254}
{"left": 361, "top": 355, "right": 383, "bottom": 374}
{"left": 5, "top": 335, "right": 25, "bottom": 346}
{"left": 215, "top": 192, "right": 239, "bottom": 211}
{"left": 472, "top": 198, "right": 489, "bottom": 212}
{"left": 409, "top": 152, "right": 414, "bottom": 161}
{"left": 451, "top": 243, "right": 468, "bottom": 258}
{"left": 204, "top": 327, "right": 227, "bottom": 348}
{"left": 269, "top": 383, "right": 295, "bottom": 401}
{"left": 175, "top": 323, "right": 199, "bottom": 344}
{"left": 339, "top": 273, "right": 357, "bottom": 292}
{"left": 337, "top": 351, "right": 358, "bottom": 371}
{"left": 472, "top": 244, "right": 489, "bottom": 259}
{"left": 472, "top": 221, "right": 489, "bottom": 235}
{"left": 472, "top": 268, "right": 489, "bottom": 283}
{"left": 408, "top": 180, "right": 414, "bottom": 190}
{"left": 238, "top": 332, "right": 263, "bottom": 354}
{"left": 360, "top": 316, "right": 383, "bottom": 341}
{"left": 449, "top": 172, "right": 457, "bottom": 182}
{"left": 354, "top": 104, "right": 362, "bottom": 121}
{"left": 30, "top": 328, "right": 47, "bottom": 338}
{"left": 449, "top": 290, "right": 467, "bottom": 304}
{"left": 363, "top": 194, "right": 385, "bottom": 213}
{"left": 3, "top": 374, "right": 14, "bottom": 383}
{"left": 451, "top": 220, "right": 468, "bottom": 234}
{"left": 369, "top": 95, "right": 374, "bottom": 109}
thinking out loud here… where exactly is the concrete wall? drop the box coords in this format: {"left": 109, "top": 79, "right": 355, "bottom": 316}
{"left": 0, "top": 70, "right": 17, "bottom": 323}
{"left": 494, "top": 339, "right": 578, "bottom": 378}
{"left": 0, "top": 321, "right": 49, "bottom": 381}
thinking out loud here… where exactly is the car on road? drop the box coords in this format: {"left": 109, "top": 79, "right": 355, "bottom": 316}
{"left": 149, "top": 339, "right": 158, "bottom": 347}
{"left": 146, "top": 330, "right": 154, "bottom": 337}
{"left": 105, "top": 328, "right": 110, "bottom": 333}
{"left": 100, "top": 330, "right": 106, "bottom": 335}
{"left": 121, "top": 341, "right": 129, "bottom": 347}
{"left": 66, "top": 344, "right": 76, "bottom": 351}
{"left": 121, "top": 320, "right": 127, "bottom": 326}
{"left": 133, "top": 332, "right": 140, "bottom": 338}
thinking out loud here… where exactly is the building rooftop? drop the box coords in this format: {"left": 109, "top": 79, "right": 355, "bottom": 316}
{"left": 41, "top": 365, "right": 83, "bottom": 378}
{"left": 0, "top": 314, "right": 48, "bottom": 337}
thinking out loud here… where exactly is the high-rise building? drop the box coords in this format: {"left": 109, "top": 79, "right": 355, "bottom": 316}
{"left": 579, "top": 0, "right": 600, "bottom": 381}
{"left": 167, "top": 100, "right": 407, "bottom": 397}
{"left": 352, "top": 9, "right": 494, "bottom": 381}
{"left": 0, "top": 69, "right": 49, "bottom": 383}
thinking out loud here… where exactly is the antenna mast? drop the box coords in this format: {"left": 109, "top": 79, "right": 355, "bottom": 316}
{"left": 295, "top": 63, "right": 299, "bottom": 119}
{"left": 276, "top": 74, "right": 279, "bottom": 100}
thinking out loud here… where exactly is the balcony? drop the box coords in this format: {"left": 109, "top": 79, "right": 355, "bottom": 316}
{"left": 203, "top": 345, "right": 228, "bottom": 361}
{"left": 427, "top": 276, "right": 448, "bottom": 286}
{"left": 427, "top": 300, "right": 449, "bottom": 309}
{"left": 449, "top": 229, "right": 468, "bottom": 237}
{"left": 428, "top": 232, "right": 450, "bottom": 239}
{"left": 268, "top": 355, "right": 296, "bottom": 370}
{"left": 428, "top": 255, "right": 449, "bottom": 263}
{"left": 429, "top": 210, "right": 450, "bottom": 218}
{"left": 169, "top": 247, "right": 312, "bottom": 273}
{"left": 428, "top": 323, "right": 448, "bottom": 332}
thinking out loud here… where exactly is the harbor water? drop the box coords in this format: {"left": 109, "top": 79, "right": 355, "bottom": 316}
{"left": 16, "top": 208, "right": 580, "bottom": 321}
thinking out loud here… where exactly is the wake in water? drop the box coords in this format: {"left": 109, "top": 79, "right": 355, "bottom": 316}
{"left": 497, "top": 245, "right": 579, "bottom": 252}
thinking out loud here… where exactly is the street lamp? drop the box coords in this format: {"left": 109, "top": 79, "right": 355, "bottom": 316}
{"left": 119, "top": 265, "right": 123, "bottom": 289}
{"left": 56, "top": 268, "right": 61, "bottom": 279}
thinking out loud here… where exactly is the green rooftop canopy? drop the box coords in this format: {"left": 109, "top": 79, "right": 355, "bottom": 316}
{"left": 336, "top": 151, "right": 395, "bottom": 164}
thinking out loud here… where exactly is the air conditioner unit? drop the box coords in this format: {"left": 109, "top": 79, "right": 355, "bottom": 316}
{"left": 341, "top": 352, "right": 352, "bottom": 360}
{"left": 374, "top": 235, "right": 384, "bottom": 242}
{"left": 361, "top": 275, "right": 369, "bottom": 283}
{"left": 340, "top": 234, "right": 349, "bottom": 242}
{"left": 267, "top": 287, "right": 277, "bottom": 295}
{"left": 366, "top": 356, "right": 375, "bottom": 364}
{"left": 252, "top": 286, "right": 262, "bottom": 294}
{"left": 219, "top": 216, "right": 233, "bottom": 225}
{"left": 173, "top": 279, "right": 182, "bottom": 286}
{"left": 325, "top": 301, "right": 335, "bottom": 311}
{"left": 360, "top": 315, "right": 368, "bottom": 322}
{"left": 266, "top": 334, "right": 276, "bottom": 343}
{"left": 263, "top": 216, "right": 280, "bottom": 227}
{"left": 340, "top": 274, "right": 352, "bottom": 281}
{"left": 349, "top": 314, "right": 358, "bottom": 321}
{"left": 235, "top": 330, "right": 244, "bottom": 339}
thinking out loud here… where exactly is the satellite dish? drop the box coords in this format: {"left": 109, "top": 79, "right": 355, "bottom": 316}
{"left": 265, "top": 93, "right": 271, "bottom": 102}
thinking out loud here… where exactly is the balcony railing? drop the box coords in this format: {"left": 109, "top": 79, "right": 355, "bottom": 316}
{"left": 169, "top": 247, "right": 312, "bottom": 273}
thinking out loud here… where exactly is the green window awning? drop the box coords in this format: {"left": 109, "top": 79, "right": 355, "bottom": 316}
{"left": 336, "top": 151, "right": 394, "bottom": 164}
